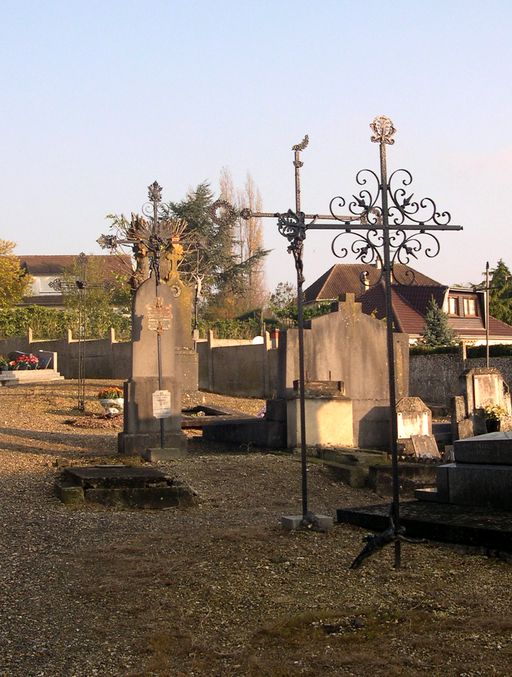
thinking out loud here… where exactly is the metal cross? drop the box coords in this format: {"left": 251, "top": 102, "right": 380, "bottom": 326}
{"left": 211, "top": 136, "right": 355, "bottom": 526}
{"left": 302, "top": 116, "right": 462, "bottom": 568}
{"left": 49, "top": 252, "right": 91, "bottom": 411}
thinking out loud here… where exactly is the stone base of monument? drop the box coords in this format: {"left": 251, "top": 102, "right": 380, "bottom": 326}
{"left": 281, "top": 513, "right": 333, "bottom": 532}
{"left": 118, "top": 377, "right": 186, "bottom": 455}
{"left": 119, "top": 431, "right": 187, "bottom": 456}
{"left": 143, "top": 445, "right": 189, "bottom": 461}
{"left": 55, "top": 465, "right": 198, "bottom": 508}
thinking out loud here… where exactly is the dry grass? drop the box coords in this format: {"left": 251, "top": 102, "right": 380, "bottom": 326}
{"left": 0, "top": 381, "right": 511, "bottom": 676}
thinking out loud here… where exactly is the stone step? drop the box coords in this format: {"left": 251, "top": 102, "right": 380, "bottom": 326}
{"left": 313, "top": 447, "right": 388, "bottom": 467}
{"left": 314, "top": 460, "right": 369, "bottom": 488}
{"left": 368, "top": 462, "right": 438, "bottom": 497}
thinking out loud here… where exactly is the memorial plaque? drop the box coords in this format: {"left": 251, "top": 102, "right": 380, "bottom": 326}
{"left": 146, "top": 296, "right": 173, "bottom": 333}
{"left": 153, "top": 390, "right": 172, "bottom": 419}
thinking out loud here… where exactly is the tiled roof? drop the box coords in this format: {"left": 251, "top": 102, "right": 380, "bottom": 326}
{"left": 304, "top": 264, "right": 441, "bottom": 303}
{"left": 395, "top": 285, "right": 447, "bottom": 316}
{"left": 359, "top": 285, "right": 512, "bottom": 339}
{"left": 358, "top": 283, "right": 427, "bottom": 334}
{"left": 19, "top": 255, "right": 132, "bottom": 277}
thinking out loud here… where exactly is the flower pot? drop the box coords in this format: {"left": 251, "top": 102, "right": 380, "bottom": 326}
{"left": 485, "top": 418, "right": 500, "bottom": 433}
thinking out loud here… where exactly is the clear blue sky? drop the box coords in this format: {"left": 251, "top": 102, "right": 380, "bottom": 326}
{"left": 2, "top": 0, "right": 511, "bottom": 291}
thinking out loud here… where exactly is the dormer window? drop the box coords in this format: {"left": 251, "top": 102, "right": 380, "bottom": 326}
{"left": 448, "top": 297, "right": 459, "bottom": 315}
{"left": 463, "top": 298, "right": 477, "bottom": 316}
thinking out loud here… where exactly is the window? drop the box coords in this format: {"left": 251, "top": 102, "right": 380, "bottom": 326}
{"left": 463, "top": 298, "right": 477, "bottom": 316}
{"left": 448, "top": 297, "right": 459, "bottom": 315}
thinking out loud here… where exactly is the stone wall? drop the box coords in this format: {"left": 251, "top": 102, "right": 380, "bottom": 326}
{"left": 410, "top": 354, "right": 512, "bottom": 406}
{"left": 197, "top": 331, "right": 278, "bottom": 398}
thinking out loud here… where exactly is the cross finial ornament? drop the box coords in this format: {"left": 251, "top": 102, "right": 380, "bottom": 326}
{"left": 148, "top": 181, "right": 163, "bottom": 203}
{"left": 370, "top": 115, "right": 396, "bottom": 145}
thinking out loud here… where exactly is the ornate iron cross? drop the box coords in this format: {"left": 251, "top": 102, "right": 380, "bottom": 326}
{"left": 304, "top": 116, "right": 461, "bottom": 568}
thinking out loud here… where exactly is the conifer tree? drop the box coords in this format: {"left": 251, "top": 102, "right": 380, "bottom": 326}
{"left": 489, "top": 259, "right": 512, "bottom": 325}
{"left": 420, "top": 296, "right": 457, "bottom": 347}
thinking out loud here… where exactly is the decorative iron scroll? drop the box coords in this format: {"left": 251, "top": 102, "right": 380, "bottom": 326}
{"left": 328, "top": 129, "right": 453, "bottom": 288}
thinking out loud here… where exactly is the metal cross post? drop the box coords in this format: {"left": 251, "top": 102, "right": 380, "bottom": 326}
{"left": 97, "top": 181, "right": 183, "bottom": 449}
{"left": 303, "top": 115, "right": 462, "bottom": 568}
{"left": 212, "top": 136, "right": 353, "bottom": 525}
{"left": 49, "top": 252, "right": 89, "bottom": 411}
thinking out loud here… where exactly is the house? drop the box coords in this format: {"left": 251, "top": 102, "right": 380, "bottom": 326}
{"left": 304, "top": 263, "right": 512, "bottom": 345}
{"left": 18, "top": 255, "right": 132, "bottom": 308}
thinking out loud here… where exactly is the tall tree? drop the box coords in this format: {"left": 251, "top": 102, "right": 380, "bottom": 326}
{"left": 0, "top": 240, "right": 32, "bottom": 308}
{"left": 219, "top": 168, "right": 267, "bottom": 313}
{"left": 420, "top": 296, "right": 457, "bottom": 347}
{"left": 238, "top": 173, "right": 266, "bottom": 310}
{"left": 489, "top": 259, "right": 512, "bottom": 325}
{"left": 170, "top": 182, "right": 268, "bottom": 319}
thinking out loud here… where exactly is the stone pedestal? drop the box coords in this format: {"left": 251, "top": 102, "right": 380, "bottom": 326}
{"left": 118, "top": 277, "right": 187, "bottom": 456}
{"left": 286, "top": 380, "right": 353, "bottom": 449}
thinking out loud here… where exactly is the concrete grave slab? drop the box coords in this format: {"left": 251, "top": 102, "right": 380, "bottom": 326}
{"left": 55, "top": 465, "right": 198, "bottom": 508}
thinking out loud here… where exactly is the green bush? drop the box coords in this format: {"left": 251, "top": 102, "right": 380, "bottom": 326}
{"left": 466, "top": 344, "right": 512, "bottom": 358}
{"left": 410, "top": 344, "right": 460, "bottom": 356}
{"left": 0, "top": 306, "right": 131, "bottom": 341}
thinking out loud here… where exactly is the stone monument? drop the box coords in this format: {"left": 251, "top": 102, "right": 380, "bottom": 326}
{"left": 98, "top": 181, "right": 189, "bottom": 460}
{"left": 118, "top": 275, "right": 187, "bottom": 458}
{"left": 451, "top": 367, "right": 512, "bottom": 440}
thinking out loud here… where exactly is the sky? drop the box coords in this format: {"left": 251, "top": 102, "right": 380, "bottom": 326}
{"left": 2, "top": 0, "right": 512, "bottom": 293}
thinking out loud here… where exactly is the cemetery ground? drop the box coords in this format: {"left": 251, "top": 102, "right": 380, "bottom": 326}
{"left": 0, "top": 383, "right": 511, "bottom": 677}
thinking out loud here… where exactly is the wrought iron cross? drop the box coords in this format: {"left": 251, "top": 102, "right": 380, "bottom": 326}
{"left": 211, "top": 136, "right": 355, "bottom": 526}
{"left": 303, "top": 116, "right": 462, "bottom": 568}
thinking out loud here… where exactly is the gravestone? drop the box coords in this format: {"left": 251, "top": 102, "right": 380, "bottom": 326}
{"left": 451, "top": 368, "right": 512, "bottom": 440}
{"left": 278, "top": 293, "right": 409, "bottom": 449}
{"left": 396, "top": 397, "right": 439, "bottom": 459}
{"left": 118, "top": 276, "right": 187, "bottom": 458}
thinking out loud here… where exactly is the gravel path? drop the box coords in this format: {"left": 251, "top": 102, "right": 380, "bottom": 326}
{"left": 1, "top": 381, "right": 511, "bottom": 676}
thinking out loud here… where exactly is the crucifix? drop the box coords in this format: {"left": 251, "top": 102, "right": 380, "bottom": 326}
{"left": 298, "top": 115, "right": 462, "bottom": 568}
{"left": 212, "top": 136, "right": 354, "bottom": 526}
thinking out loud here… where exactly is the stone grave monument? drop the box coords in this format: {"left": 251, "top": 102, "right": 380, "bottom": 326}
{"left": 451, "top": 367, "right": 512, "bottom": 441}
{"left": 97, "top": 181, "right": 189, "bottom": 460}
{"left": 118, "top": 275, "right": 187, "bottom": 459}
{"left": 396, "top": 396, "right": 440, "bottom": 460}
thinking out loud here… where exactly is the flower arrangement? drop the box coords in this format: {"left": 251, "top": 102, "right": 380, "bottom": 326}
{"left": 97, "top": 387, "right": 124, "bottom": 400}
{"left": 0, "top": 355, "right": 8, "bottom": 370}
{"left": 483, "top": 403, "right": 507, "bottom": 421}
{"left": 8, "top": 354, "right": 39, "bottom": 370}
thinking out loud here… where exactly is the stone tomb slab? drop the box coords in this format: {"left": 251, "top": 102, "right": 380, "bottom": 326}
{"left": 337, "top": 501, "right": 512, "bottom": 554}
{"left": 454, "top": 431, "right": 512, "bottom": 465}
{"left": 55, "top": 465, "right": 197, "bottom": 508}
